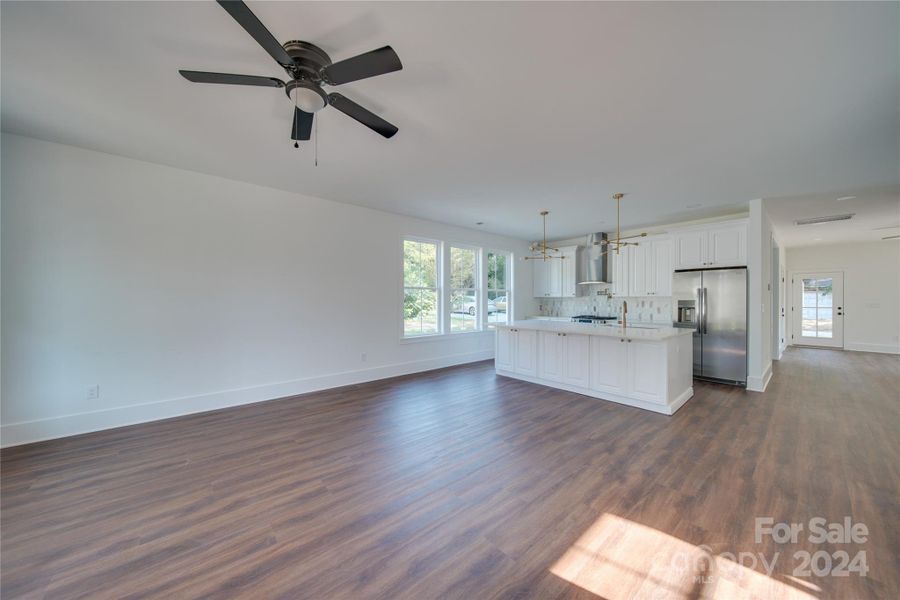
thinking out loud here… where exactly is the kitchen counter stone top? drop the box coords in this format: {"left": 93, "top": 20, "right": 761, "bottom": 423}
{"left": 496, "top": 320, "right": 692, "bottom": 341}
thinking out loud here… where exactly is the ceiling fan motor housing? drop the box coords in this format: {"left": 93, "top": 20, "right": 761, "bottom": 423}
{"left": 282, "top": 41, "right": 331, "bottom": 79}
{"left": 282, "top": 41, "right": 332, "bottom": 112}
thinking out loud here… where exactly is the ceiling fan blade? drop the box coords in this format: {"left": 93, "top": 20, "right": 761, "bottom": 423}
{"left": 321, "top": 46, "right": 402, "bottom": 85}
{"left": 292, "top": 107, "right": 314, "bottom": 141}
{"left": 216, "top": 0, "right": 293, "bottom": 67}
{"left": 179, "top": 70, "right": 285, "bottom": 87}
{"left": 328, "top": 93, "right": 398, "bottom": 138}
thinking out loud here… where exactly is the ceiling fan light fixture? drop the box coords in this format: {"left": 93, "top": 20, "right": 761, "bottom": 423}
{"left": 288, "top": 81, "right": 327, "bottom": 112}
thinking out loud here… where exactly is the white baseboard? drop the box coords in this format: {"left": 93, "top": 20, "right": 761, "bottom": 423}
{"left": 0, "top": 350, "right": 493, "bottom": 448}
{"left": 495, "top": 369, "right": 693, "bottom": 416}
{"left": 845, "top": 342, "right": 900, "bottom": 355}
{"left": 747, "top": 362, "right": 773, "bottom": 393}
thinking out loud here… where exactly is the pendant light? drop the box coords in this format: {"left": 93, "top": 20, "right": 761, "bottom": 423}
{"left": 595, "top": 193, "right": 648, "bottom": 255}
{"left": 524, "top": 211, "right": 565, "bottom": 261}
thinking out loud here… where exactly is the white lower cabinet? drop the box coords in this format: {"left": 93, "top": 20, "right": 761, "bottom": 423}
{"left": 591, "top": 336, "right": 666, "bottom": 404}
{"left": 514, "top": 329, "right": 537, "bottom": 377}
{"left": 497, "top": 327, "right": 538, "bottom": 376}
{"left": 626, "top": 340, "right": 666, "bottom": 402}
{"left": 497, "top": 326, "right": 692, "bottom": 415}
{"left": 563, "top": 334, "right": 591, "bottom": 387}
{"left": 540, "top": 332, "right": 590, "bottom": 386}
{"left": 539, "top": 331, "right": 565, "bottom": 382}
{"left": 496, "top": 327, "right": 515, "bottom": 371}
{"left": 589, "top": 335, "right": 628, "bottom": 394}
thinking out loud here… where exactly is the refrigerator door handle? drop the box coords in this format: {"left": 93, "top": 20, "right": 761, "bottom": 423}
{"left": 702, "top": 287, "right": 709, "bottom": 334}
{"left": 696, "top": 287, "right": 704, "bottom": 334}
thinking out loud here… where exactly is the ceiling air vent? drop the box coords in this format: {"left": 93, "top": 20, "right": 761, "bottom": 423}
{"left": 794, "top": 213, "right": 855, "bottom": 226}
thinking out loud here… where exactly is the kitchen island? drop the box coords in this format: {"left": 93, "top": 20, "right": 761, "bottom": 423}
{"left": 495, "top": 320, "right": 694, "bottom": 415}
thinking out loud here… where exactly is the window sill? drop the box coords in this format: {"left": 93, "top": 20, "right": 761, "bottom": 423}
{"left": 400, "top": 330, "right": 495, "bottom": 344}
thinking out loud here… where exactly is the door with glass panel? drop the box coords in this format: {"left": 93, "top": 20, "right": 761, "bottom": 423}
{"left": 792, "top": 272, "right": 843, "bottom": 348}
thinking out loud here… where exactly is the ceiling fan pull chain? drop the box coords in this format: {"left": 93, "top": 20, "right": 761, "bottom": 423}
{"left": 293, "top": 94, "right": 300, "bottom": 149}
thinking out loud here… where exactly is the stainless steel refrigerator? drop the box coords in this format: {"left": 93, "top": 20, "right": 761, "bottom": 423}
{"left": 672, "top": 267, "right": 748, "bottom": 385}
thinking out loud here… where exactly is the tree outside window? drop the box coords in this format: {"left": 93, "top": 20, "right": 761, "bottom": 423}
{"left": 449, "top": 246, "right": 479, "bottom": 332}
{"left": 403, "top": 239, "right": 440, "bottom": 336}
{"left": 487, "top": 252, "right": 511, "bottom": 326}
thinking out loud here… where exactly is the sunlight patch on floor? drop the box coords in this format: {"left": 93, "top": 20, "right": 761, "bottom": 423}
{"left": 550, "top": 513, "right": 817, "bottom": 599}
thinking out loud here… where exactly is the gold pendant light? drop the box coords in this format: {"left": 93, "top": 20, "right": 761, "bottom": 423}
{"left": 524, "top": 211, "right": 565, "bottom": 261}
{"left": 595, "top": 193, "right": 647, "bottom": 255}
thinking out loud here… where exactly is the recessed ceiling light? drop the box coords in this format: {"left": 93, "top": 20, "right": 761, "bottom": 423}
{"left": 686, "top": 203, "right": 702, "bottom": 209}
{"left": 836, "top": 196, "right": 857, "bottom": 202}
{"left": 813, "top": 237, "right": 822, "bottom": 241}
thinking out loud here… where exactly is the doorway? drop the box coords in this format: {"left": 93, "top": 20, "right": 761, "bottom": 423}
{"left": 772, "top": 240, "right": 782, "bottom": 359}
{"left": 791, "top": 271, "right": 844, "bottom": 348}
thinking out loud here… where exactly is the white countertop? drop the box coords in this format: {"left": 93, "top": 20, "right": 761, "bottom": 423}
{"left": 497, "top": 320, "right": 693, "bottom": 340}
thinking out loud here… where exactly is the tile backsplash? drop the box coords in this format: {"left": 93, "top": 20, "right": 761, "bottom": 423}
{"left": 538, "top": 285, "right": 673, "bottom": 324}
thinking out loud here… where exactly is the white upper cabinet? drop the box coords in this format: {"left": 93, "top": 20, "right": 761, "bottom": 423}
{"left": 649, "top": 237, "right": 673, "bottom": 296}
{"left": 532, "top": 246, "right": 577, "bottom": 298}
{"left": 559, "top": 246, "right": 578, "bottom": 298}
{"left": 673, "top": 230, "right": 707, "bottom": 270}
{"left": 611, "top": 246, "right": 630, "bottom": 296}
{"left": 672, "top": 220, "right": 747, "bottom": 269}
{"left": 628, "top": 242, "right": 650, "bottom": 297}
{"left": 619, "top": 235, "right": 672, "bottom": 297}
{"left": 707, "top": 224, "right": 746, "bottom": 267}
{"left": 532, "top": 255, "right": 559, "bottom": 298}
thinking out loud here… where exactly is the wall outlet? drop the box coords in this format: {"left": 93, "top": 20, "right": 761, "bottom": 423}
{"left": 87, "top": 385, "right": 100, "bottom": 400}
{"left": 361, "top": 353, "right": 367, "bottom": 362}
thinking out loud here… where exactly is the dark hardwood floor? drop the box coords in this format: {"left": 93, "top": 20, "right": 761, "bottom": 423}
{"left": 2, "top": 348, "right": 898, "bottom": 599}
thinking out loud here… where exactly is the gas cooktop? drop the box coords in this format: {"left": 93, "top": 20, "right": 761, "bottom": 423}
{"left": 571, "top": 315, "right": 617, "bottom": 323}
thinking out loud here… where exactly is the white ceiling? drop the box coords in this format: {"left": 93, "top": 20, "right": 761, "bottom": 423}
{"left": 2, "top": 1, "right": 898, "bottom": 240}
{"left": 766, "top": 186, "right": 900, "bottom": 248}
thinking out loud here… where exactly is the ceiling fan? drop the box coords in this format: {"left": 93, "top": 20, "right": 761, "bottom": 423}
{"left": 179, "top": 0, "right": 402, "bottom": 144}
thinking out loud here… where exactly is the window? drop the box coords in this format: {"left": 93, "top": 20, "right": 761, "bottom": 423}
{"left": 449, "top": 246, "right": 479, "bottom": 332}
{"left": 801, "top": 277, "right": 833, "bottom": 338}
{"left": 402, "top": 237, "right": 512, "bottom": 339}
{"left": 403, "top": 239, "right": 440, "bottom": 337}
{"left": 487, "top": 251, "right": 511, "bottom": 326}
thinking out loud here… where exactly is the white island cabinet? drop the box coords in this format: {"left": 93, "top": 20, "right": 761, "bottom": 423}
{"left": 495, "top": 321, "right": 694, "bottom": 415}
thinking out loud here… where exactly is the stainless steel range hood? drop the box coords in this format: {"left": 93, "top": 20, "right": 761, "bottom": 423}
{"left": 576, "top": 232, "right": 610, "bottom": 284}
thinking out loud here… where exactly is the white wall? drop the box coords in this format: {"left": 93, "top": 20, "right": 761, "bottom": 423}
{"left": 785, "top": 241, "right": 900, "bottom": 354}
{"left": 747, "top": 199, "right": 775, "bottom": 391}
{"left": 1, "top": 134, "right": 537, "bottom": 446}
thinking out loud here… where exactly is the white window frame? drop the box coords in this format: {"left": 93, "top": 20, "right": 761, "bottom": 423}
{"left": 447, "top": 244, "right": 483, "bottom": 334}
{"left": 486, "top": 250, "right": 513, "bottom": 328}
{"left": 401, "top": 236, "right": 443, "bottom": 339}
{"left": 400, "top": 235, "right": 516, "bottom": 342}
